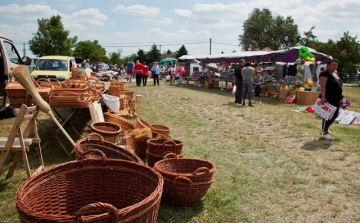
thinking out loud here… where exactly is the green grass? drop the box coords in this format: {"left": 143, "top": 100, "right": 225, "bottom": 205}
{"left": 0, "top": 82, "right": 360, "bottom": 222}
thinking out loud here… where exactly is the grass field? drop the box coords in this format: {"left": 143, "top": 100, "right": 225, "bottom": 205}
{"left": 1, "top": 80, "right": 360, "bottom": 222}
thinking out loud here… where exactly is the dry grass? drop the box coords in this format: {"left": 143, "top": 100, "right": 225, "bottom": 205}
{"left": 0, "top": 80, "right": 359, "bottom": 222}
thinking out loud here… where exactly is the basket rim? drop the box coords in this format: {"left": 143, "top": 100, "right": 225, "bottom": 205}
{"left": 90, "top": 122, "right": 122, "bottom": 134}
{"left": 146, "top": 150, "right": 184, "bottom": 158}
{"left": 163, "top": 174, "right": 215, "bottom": 186}
{"left": 147, "top": 139, "right": 183, "bottom": 146}
{"left": 16, "top": 159, "right": 163, "bottom": 222}
{"left": 151, "top": 124, "right": 170, "bottom": 131}
{"left": 153, "top": 158, "right": 216, "bottom": 176}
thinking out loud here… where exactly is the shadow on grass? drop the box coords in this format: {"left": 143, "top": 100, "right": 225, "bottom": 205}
{"left": 301, "top": 139, "right": 335, "bottom": 150}
{"left": 0, "top": 179, "right": 9, "bottom": 192}
{"left": 157, "top": 200, "right": 204, "bottom": 223}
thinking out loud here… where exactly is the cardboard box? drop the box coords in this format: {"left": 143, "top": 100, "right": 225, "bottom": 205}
{"left": 262, "top": 85, "right": 268, "bottom": 92}
{"left": 267, "top": 84, "right": 279, "bottom": 94}
{"left": 279, "top": 89, "right": 289, "bottom": 101}
{"left": 204, "top": 81, "right": 213, "bottom": 89}
{"left": 296, "top": 91, "right": 320, "bottom": 105}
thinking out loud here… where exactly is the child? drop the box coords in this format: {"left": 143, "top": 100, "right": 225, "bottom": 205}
{"left": 253, "top": 72, "right": 264, "bottom": 103}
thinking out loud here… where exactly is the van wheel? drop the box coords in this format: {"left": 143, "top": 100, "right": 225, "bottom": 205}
{"left": 11, "top": 108, "right": 20, "bottom": 117}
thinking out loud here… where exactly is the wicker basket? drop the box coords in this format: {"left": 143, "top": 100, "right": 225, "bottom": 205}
{"left": 5, "top": 82, "right": 30, "bottom": 107}
{"left": 103, "top": 112, "right": 135, "bottom": 132}
{"left": 135, "top": 118, "right": 152, "bottom": 129}
{"left": 151, "top": 124, "right": 170, "bottom": 138}
{"left": 124, "top": 130, "right": 158, "bottom": 159}
{"left": 49, "top": 97, "right": 93, "bottom": 108}
{"left": 162, "top": 175, "right": 215, "bottom": 207}
{"left": 153, "top": 156, "right": 216, "bottom": 183}
{"left": 147, "top": 151, "right": 183, "bottom": 167}
{"left": 147, "top": 137, "right": 183, "bottom": 155}
{"left": 90, "top": 122, "right": 122, "bottom": 144}
{"left": 76, "top": 133, "right": 143, "bottom": 164}
{"left": 125, "top": 91, "right": 134, "bottom": 100}
{"left": 50, "top": 91, "right": 90, "bottom": 102}
{"left": 15, "top": 150, "right": 163, "bottom": 223}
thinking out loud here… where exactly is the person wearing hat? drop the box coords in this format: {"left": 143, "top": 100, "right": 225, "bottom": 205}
{"left": 177, "top": 63, "right": 185, "bottom": 87}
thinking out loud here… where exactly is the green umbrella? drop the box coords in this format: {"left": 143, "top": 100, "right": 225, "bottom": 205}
{"left": 159, "top": 57, "right": 178, "bottom": 64}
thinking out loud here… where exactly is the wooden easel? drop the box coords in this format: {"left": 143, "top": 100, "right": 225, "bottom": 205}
{"left": 0, "top": 104, "right": 44, "bottom": 178}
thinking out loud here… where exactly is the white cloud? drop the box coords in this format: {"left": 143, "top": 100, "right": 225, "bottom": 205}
{"left": 142, "top": 17, "right": 173, "bottom": 25}
{"left": 0, "top": 23, "right": 37, "bottom": 40}
{"left": 68, "top": 8, "right": 108, "bottom": 27}
{"left": 113, "top": 4, "right": 160, "bottom": 16}
{"left": 317, "top": 0, "right": 360, "bottom": 22}
{"left": 85, "top": 33, "right": 101, "bottom": 39}
{"left": 67, "top": 4, "right": 76, "bottom": 11}
{"left": 0, "top": 4, "right": 59, "bottom": 20}
{"left": 114, "top": 31, "right": 134, "bottom": 39}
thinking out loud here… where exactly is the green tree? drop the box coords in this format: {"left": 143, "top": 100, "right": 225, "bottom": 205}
{"left": 176, "top": 45, "right": 188, "bottom": 58}
{"left": 314, "top": 32, "right": 360, "bottom": 76}
{"left": 136, "top": 49, "right": 147, "bottom": 63}
{"left": 300, "top": 26, "right": 318, "bottom": 46}
{"left": 108, "top": 49, "right": 122, "bottom": 65}
{"left": 29, "top": 15, "right": 77, "bottom": 57}
{"left": 147, "top": 44, "right": 160, "bottom": 63}
{"left": 239, "top": 8, "right": 300, "bottom": 51}
{"left": 166, "top": 49, "right": 173, "bottom": 54}
{"left": 73, "top": 40, "right": 108, "bottom": 62}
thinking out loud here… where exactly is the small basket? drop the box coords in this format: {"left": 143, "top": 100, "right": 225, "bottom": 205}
{"left": 76, "top": 133, "right": 143, "bottom": 164}
{"left": 147, "top": 151, "right": 183, "bottom": 167}
{"left": 151, "top": 124, "right": 170, "bottom": 138}
{"left": 135, "top": 118, "right": 152, "bottom": 129}
{"left": 125, "top": 91, "right": 134, "bottom": 100}
{"left": 16, "top": 150, "right": 163, "bottom": 223}
{"left": 162, "top": 175, "right": 215, "bottom": 207}
{"left": 147, "top": 136, "right": 183, "bottom": 155}
{"left": 153, "top": 156, "right": 216, "bottom": 183}
{"left": 90, "top": 122, "right": 122, "bottom": 144}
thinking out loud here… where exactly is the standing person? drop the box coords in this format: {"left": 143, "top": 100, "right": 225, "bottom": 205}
{"left": 177, "top": 63, "right": 185, "bottom": 87}
{"left": 134, "top": 60, "right": 144, "bottom": 86}
{"left": 234, "top": 59, "right": 245, "bottom": 104}
{"left": 319, "top": 59, "right": 343, "bottom": 140}
{"left": 142, "top": 62, "right": 149, "bottom": 86}
{"left": 119, "top": 64, "right": 125, "bottom": 77}
{"left": 170, "top": 64, "right": 176, "bottom": 85}
{"left": 151, "top": 61, "right": 160, "bottom": 86}
{"left": 126, "top": 59, "right": 134, "bottom": 82}
{"left": 241, "top": 62, "right": 255, "bottom": 106}
{"left": 253, "top": 71, "right": 264, "bottom": 103}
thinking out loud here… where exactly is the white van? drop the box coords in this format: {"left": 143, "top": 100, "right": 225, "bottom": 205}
{"left": 0, "top": 35, "right": 30, "bottom": 116}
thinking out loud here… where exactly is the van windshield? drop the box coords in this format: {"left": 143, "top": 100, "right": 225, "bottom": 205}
{"left": 35, "top": 59, "right": 68, "bottom": 71}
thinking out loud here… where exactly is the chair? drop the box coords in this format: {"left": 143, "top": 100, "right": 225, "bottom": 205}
{"left": 0, "top": 104, "right": 44, "bottom": 178}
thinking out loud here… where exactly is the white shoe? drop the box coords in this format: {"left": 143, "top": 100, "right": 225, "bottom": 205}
{"left": 259, "top": 101, "right": 262, "bottom": 104}
{"left": 322, "top": 134, "right": 333, "bottom": 140}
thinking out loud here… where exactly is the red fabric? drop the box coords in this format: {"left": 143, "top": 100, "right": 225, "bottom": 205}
{"left": 177, "top": 67, "right": 185, "bottom": 76}
{"left": 143, "top": 66, "right": 149, "bottom": 76}
{"left": 134, "top": 63, "right": 144, "bottom": 74}
{"left": 127, "top": 70, "right": 133, "bottom": 75}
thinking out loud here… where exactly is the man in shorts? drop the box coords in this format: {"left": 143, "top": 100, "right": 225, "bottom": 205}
{"left": 126, "top": 59, "right": 134, "bottom": 82}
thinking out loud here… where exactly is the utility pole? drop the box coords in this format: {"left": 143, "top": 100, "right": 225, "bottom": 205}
{"left": 23, "top": 43, "right": 26, "bottom": 57}
{"left": 159, "top": 45, "right": 161, "bottom": 53}
{"left": 209, "top": 38, "right": 212, "bottom": 55}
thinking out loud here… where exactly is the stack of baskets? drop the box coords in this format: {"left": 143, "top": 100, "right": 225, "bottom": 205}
{"left": 147, "top": 136, "right": 184, "bottom": 167}
{"left": 154, "top": 156, "right": 216, "bottom": 207}
{"left": 5, "top": 81, "right": 31, "bottom": 107}
{"left": 49, "top": 91, "right": 93, "bottom": 108}
{"left": 76, "top": 133, "right": 143, "bottom": 164}
{"left": 136, "top": 118, "right": 171, "bottom": 138}
{"left": 90, "top": 122, "right": 122, "bottom": 144}
{"left": 109, "top": 80, "right": 125, "bottom": 97}
{"left": 124, "top": 129, "right": 158, "bottom": 160}
{"left": 16, "top": 150, "right": 163, "bottom": 223}
{"left": 103, "top": 112, "right": 135, "bottom": 144}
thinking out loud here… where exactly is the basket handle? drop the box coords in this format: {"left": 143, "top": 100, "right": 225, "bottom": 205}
{"left": 192, "top": 167, "right": 210, "bottom": 178}
{"left": 80, "top": 149, "right": 107, "bottom": 165}
{"left": 163, "top": 153, "right": 179, "bottom": 160}
{"left": 85, "top": 133, "right": 104, "bottom": 143}
{"left": 163, "top": 140, "right": 176, "bottom": 147}
{"left": 76, "top": 202, "right": 119, "bottom": 223}
{"left": 154, "top": 134, "right": 166, "bottom": 140}
{"left": 173, "top": 176, "right": 193, "bottom": 187}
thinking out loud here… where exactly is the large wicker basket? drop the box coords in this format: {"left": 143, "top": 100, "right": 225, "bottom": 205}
{"left": 90, "top": 122, "right": 122, "bottom": 144}
{"left": 76, "top": 133, "right": 143, "bottom": 164}
{"left": 135, "top": 118, "right": 152, "bottom": 129}
{"left": 154, "top": 157, "right": 216, "bottom": 183}
{"left": 15, "top": 150, "right": 163, "bottom": 223}
{"left": 147, "top": 151, "right": 183, "bottom": 167}
{"left": 162, "top": 175, "right": 215, "bottom": 207}
{"left": 147, "top": 137, "right": 183, "bottom": 155}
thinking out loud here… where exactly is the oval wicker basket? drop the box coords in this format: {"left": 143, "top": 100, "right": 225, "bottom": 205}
{"left": 90, "top": 122, "right": 122, "bottom": 144}
{"left": 76, "top": 133, "right": 143, "bottom": 164}
{"left": 147, "top": 137, "right": 183, "bottom": 155}
{"left": 151, "top": 124, "right": 170, "bottom": 138}
{"left": 135, "top": 118, "right": 152, "bottom": 129}
{"left": 153, "top": 156, "right": 216, "bottom": 183}
{"left": 147, "top": 151, "right": 183, "bottom": 167}
{"left": 162, "top": 175, "right": 215, "bottom": 207}
{"left": 15, "top": 150, "right": 163, "bottom": 223}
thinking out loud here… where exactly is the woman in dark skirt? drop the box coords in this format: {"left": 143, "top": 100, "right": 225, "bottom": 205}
{"left": 319, "top": 58, "right": 343, "bottom": 140}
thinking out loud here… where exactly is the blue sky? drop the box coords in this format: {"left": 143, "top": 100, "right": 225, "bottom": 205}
{"left": 0, "top": 0, "right": 359, "bottom": 59}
